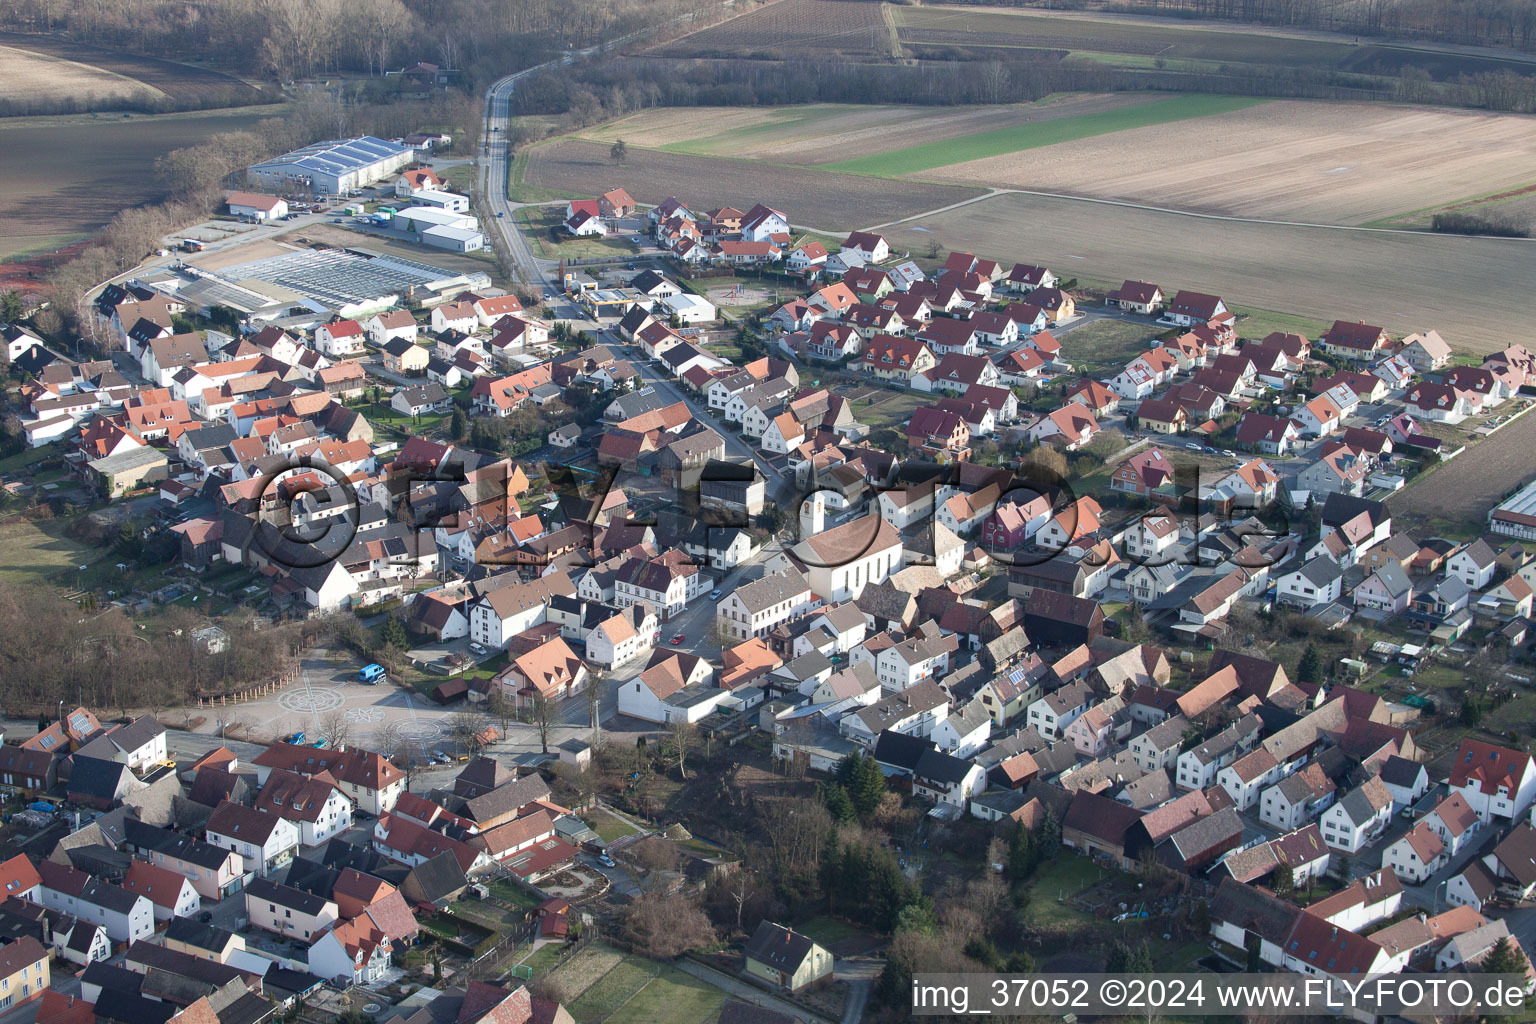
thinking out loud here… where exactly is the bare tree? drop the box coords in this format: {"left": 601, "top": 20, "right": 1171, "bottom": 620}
{"left": 448, "top": 710, "right": 486, "bottom": 754}
{"left": 584, "top": 675, "right": 604, "bottom": 744}
{"left": 667, "top": 718, "right": 698, "bottom": 780}
{"left": 378, "top": 720, "right": 423, "bottom": 787}
{"left": 528, "top": 692, "right": 557, "bottom": 754}
{"left": 317, "top": 710, "right": 353, "bottom": 750}
{"left": 727, "top": 869, "right": 753, "bottom": 933}
{"left": 623, "top": 894, "right": 714, "bottom": 959}
{"left": 486, "top": 690, "right": 516, "bottom": 736}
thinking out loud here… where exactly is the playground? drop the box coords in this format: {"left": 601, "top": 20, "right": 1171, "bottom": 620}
{"left": 703, "top": 280, "right": 775, "bottom": 312}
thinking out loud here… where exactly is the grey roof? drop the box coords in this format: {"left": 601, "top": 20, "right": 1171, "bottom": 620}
{"left": 733, "top": 569, "right": 811, "bottom": 614}
{"left": 1365, "top": 560, "right": 1412, "bottom": 598}
{"left": 1284, "top": 555, "right": 1343, "bottom": 588}
{"left": 125, "top": 820, "right": 232, "bottom": 870}
{"left": 1379, "top": 754, "right": 1425, "bottom": 789}
{"left": 88, "top": 446, "right": 168, "bottom": 476}
{"left": 1457, "top": 537, "right": 1499, "bottom": 569}
{"left": 1138, "top": 715, "right": 1190, "bottom": 752}
{"left": 245, "top": 877, "right": 331, "bottom": 915}
{"left": 744, "top": 920, "right": 820, "bottom": 971}
{"left": 251, "top": 136, "right": 409, "bottom": 177}
{"left": 913, "top": 747, "right": 978, "bottom": 787}
{"left": 1168, "top": 806, "right": 1244, "bottom": 860}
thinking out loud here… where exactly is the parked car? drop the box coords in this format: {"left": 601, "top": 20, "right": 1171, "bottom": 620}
{"left": 670, "top": 633, "right": 686, "bottom": 645}
{"left": 710, "top": 589, "right": 722, "bottom": 600}
{"left": 598, "top": 853, "right": 616, "bottom": 868}
{"left": 358, "top": 663, "right": 386, "bottom": 684}
{"left": 469, "top": 642, "right": 487, "bottom": 655}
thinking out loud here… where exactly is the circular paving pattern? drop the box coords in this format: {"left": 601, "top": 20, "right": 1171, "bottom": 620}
{"left": 278, "top": 686, "right": 345, "bottom": 714}
{"left": 344, "top": 706, "right": 385, "bottom": 723}
{"left": 393, "top": 718, "right": 444, "bottom": 742}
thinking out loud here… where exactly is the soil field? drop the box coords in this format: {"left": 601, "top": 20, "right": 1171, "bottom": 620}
{"left": 1388, "top": 410, "right": 1536, "bottom": 532}
{"left": 0, "top": 45, "right": 165, "bottom": 104}
{"left": 0, "top": 106, "right": 280, "bottom": 262}
{"left": 918, "top": 100, "right": 1536, "bottom": 225}
{"left": 578, "top": 94, "right": 1163, "bottom": 162}
{"left": 0, "top": 32, "right": 266, "bottom": 106}
{"left": 896, "top": 191, "right": 1536, "bottom": 354}
{"left": 826, "top": 93, "right": 1265, "bottom": 176}
{"left": 652, "top": 0, "right": 890, "bottom": 59}
{"left": 891, "top": 5, "right": 1536, "bottom": 78}
{"left": 521, "top": 139, "right": 985, "bottom": 231}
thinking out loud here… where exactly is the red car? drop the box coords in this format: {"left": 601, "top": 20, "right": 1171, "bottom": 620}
{"left": 670, "top": 633, "right": 686, "bottom": 645}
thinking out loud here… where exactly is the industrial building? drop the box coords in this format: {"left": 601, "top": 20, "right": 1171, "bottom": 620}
{"left": 421, "top": 226, "right": 484, "bottom": 253}
{"left": 247, "top": 137, "right": 413, "bottom": 195}
{"left": 1490, "top": 480, "right": 1536, "bottom": 540}
{"left": 412, "top": 189, "right": 470, "bottom": 213}
{"left": 142, "top": 247, "right": 490, "bottom": 320}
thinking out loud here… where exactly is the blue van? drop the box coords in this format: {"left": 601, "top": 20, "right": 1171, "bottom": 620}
{"left": 358, "top": 664, "right": 386, "bottom": 684}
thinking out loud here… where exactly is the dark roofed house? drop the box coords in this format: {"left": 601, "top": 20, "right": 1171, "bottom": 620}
{"left": 1061, "top": 789, "right": 1143, "bottom": 868}
{"left": 742, "top": 920, "right": 834, "bottom": 992}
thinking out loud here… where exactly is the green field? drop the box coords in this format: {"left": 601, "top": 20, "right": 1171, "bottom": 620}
{"left": 586, "top": 807, "right": 647, "bottom": 844}
{"left": 1057, "top": 318, "right": 1162, "bottom": 375}
{"left": 0, "top": 516, "right": 107, "bottom": 588}
{"left": 604, "top": 967, "right": 726, "bottom": 1024}
{"left": 517, "top": 205, "right": 634, "bottom": 259}
{"left": 566, "top": 956, "right": 659, "bottom": 1022}
{"left": 822, "top": 95, "right": 1266, "bottom": 176}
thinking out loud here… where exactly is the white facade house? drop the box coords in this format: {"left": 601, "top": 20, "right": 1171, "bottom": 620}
{"left": 792, "top": 509, "right": 903, "bottom": 604}
{"left": 205, "top": 802, "right": 301, "bottom": 878}
{"left": 245, "top": 878, "right": 338, "bottom": 942}
{"left": 1321, "top": 779, "right": 1394, "bottom": 854}
{"left": 36, "top": 864, "right": 154, "bottom": 945}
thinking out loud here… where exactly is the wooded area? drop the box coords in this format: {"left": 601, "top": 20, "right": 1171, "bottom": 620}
{"left": 0, "top": 0, "right": 716, "bottom": 82}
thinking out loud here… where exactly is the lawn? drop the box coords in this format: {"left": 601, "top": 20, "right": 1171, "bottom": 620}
{"left": 506, "top": 144, "right": 585, "bottom": 204}
{"left": 519, "top": 941, "right": 567, "bottom": 976}
{"left": 1229, "top": 305, "right": 1332, "bottom": 343}
{"left": 855, "top": 389, "right": 926, "bottom": 433}
{"left": 586, "top": 807, "right": 646, "bottom": 844}
{"left": 604, "top": 967, "right": 726, "bottom": 1024}
{"left": 517, "top": 205, "right": 634, "bottom": 259}
{"left": 1057, "top": 318, "right": 1161, "bottom": 375}
{"left": 357, "top": 400, "right": 450, "bottom": 435}
{"left": 0, "top": 516, "right": 103, "bottom": 588}
{"left": 822, "top": 95, "right": 1266, "bottom": 176}
{"left": 0, "top": 447, "right": 56, "bottom": 476}
{"left": 796, "top": 916, "right": 859, "bottom": 946}
{"left": 565, "top": 956, "right": 659, "bottom": 1022}
{"left": 1019, "top": 854, "right": 1110, "bottom": 927}
{"left": 489, "top": 876, "right": 542, "bottom": 908}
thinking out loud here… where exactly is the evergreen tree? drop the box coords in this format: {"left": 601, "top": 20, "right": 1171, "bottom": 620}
{"left": 1481, "top": 937, "right": 1525, "bottom": 976}
{"left": 823, "top": 782, "right": 855, "bottom": 823}
{"left": 1126, "top": 943, "right": 1154, "bottom": 973}
{"left": 382, "top": 615, "right": 408, "bottom": 649}
{"left": 1104, "top": 940, "right": 1131, "bottom": 973}
{"left": 1297, "top": 644, "right": 1322, "bottom": 684}
{"left": 450, "top": 406, "right": 466, "bottom": 440}
{"left": 1272, "top": 860, "right": 1295, "bottom": 895}
{"left": 834, "top": 752, "right": 859, "bottom": 790}
{"left": 1038, "top": 805, "right": 1062, "bottom": 855}
{"left": 1008, "top": 820, "right": 1037, "bottom": 881}
{"left": 895, "top": 897, "right": 937, "bottom": 936}
{"left": 1461, "top": 695, "right": 1484, "bottom": 727}
{"left": 1005, "top": 950, "right": 1036, "bottom": 973}
{"left": 818, "top": 834, "right": 844, "bottom": 913}
{"left": 847, "top": 752, "right": 887, "bottom": 817}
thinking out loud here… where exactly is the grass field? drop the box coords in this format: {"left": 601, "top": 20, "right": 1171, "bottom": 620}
{"left": 578, "top": 95, "right": 1162, "bottom": 164}
{"left": 1057, "top": 318, "right": 1162, "bottom": 375}
{"left": 823, "top": 94, "right": 1266, "bottom": 176}
{"left": 517, "top": 205, "right": 634, "bottom": 259}
{"left": 0, "top": 31, "right": 268, "bottom": 107}
{"left": 586, "top": 807, "right": 647, "bottom": 844}
{"left": 521, "top": 138, "right": 985, "bottom": 231}
{"left": 0, "top": 104, "right": 281, "bottom": 261}
{"left": 604, "top": 967, "right": 726, "bottom": 1024}
{"left": 895, "top": 191, "right": 1536, "bottom": 355}
{"left": 917, "top": 99, "right": 1536, "bottom": 226}
{"left": 0, "top": 45, "right": 164, "bottom": 104}
{"left": 0, "top": 516, "right": 105, "bottom": 588}
{"left": 1388, "top": 404, "right": 1536, "bottom": 531}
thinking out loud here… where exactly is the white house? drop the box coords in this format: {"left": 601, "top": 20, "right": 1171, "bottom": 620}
{"left": 1382, "top": 822, "right": 1445, "bottom": 884}
{"left": 1450, "top": 739, "right": 1536, "bottom": 822}
{"left": 205, "top": 801, "right": 301, "bottom": 878}
{"left": 1320, "top": 778, "right": 1393, "bottom": 853}
{"left": 245, "top": 877, "right": 338, "bottom": 942}
{"left": 254, "top": 770, "right": 354, "bottom": 847}
{"left": 36, "top": 861, "right": 154, "bottom": 945}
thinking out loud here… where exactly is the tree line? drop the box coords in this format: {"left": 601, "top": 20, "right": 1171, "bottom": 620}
{"left": 0, "top": 580, "right": 313, "bottom": 719}
{"left": 512, "top": 51, "right": 1536, "bottom": 128}
{"left": 0, "top": 0, "right": 716, "bottom": 85}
